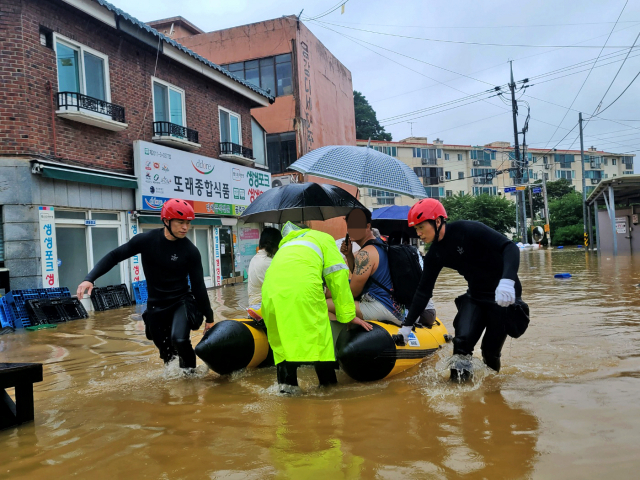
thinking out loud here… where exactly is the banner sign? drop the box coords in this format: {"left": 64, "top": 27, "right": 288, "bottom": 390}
{"left": 133, "top": 140, "right": 271, "bottom": 216}
{"left": 213, "top": 227, "right": 222, "bottom": 286}
{"left": 38, "top": 207, "right": 59, "bottom": 288}
{"left": 128, "top": 215, "right": 144, "bottom": 283}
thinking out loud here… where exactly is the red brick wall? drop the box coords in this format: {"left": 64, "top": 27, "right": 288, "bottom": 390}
{"left": 0, "top": 0, "right": 255, "bottom": 174}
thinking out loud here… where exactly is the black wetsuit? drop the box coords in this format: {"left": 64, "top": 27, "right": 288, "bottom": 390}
{"left": 405, "top": 220, "right": 522, "bottom": 371}
{"left": 85, "top": 228, "right": 213, "bottom": 368}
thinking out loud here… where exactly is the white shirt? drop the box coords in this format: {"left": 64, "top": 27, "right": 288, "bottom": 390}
{"left": 247, "top": 249, "right": 273, "bottom": 306}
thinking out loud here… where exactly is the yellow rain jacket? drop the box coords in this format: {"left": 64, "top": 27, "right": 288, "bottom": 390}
{"left": 261, "top": 228, "right": 355, "bottom": 364}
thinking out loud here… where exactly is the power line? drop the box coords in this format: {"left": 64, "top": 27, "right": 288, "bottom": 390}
{"left": 313, "top": 18, "right": 637, "bottom": 49}
{"left": 302, "top": 1, "right": 350, "bottom": 21}
{"left": 312, "top": 19, "right": 640, "bottom": 30}
{"left": 593, "top": 70, "right": 640, "bottom": 116}
{"left": 540, "top": 0, "right": 629, "bottom": 149}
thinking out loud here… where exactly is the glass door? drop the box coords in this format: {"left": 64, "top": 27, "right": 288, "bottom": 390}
{"left": 91, "top": 226, "right": 121, "bottom": 287}
{"left": 194, "top": 228, "right": 213, "bottom": 288}
{"left": 56, "top": 226, "right": 88, "bottom": 291}
{"left": 218, "top": 227, "right": 234, "bottom": 280}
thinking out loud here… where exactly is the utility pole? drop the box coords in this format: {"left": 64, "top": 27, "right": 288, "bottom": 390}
{"left": 542, "top": 172, "right": 552, "bottom": 246}
{"left": 509, "top": 61, "right": 526, "bottom": 243}
{"left": 528, "top": 185, "right": 535, "bottom": 223}
{"left": 579, "top": 112, "right": 588, "bottom": 248}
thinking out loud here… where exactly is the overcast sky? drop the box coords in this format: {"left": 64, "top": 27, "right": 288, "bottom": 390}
{"left": 111, "top": 0, "right": 640, "bottom": 172}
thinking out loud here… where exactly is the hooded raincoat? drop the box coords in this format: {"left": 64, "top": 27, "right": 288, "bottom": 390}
{"left": 261, "top": 228, "right": 356, "bottom": 364}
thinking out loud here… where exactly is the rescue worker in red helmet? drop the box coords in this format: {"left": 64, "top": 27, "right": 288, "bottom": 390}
{"left": 398, "top": 198, "right": 529, "bottom": 382}
{"left": 77, "top": 199, "right": 214, "bottom": 374}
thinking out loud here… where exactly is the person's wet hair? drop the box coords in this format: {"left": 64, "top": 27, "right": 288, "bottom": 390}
{"left": 259, "top": 227, "right": 282, "bottom": 257}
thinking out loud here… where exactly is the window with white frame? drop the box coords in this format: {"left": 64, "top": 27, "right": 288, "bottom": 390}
{"left": 612, "top": 159, "right": 617, "bottom": 165}
{"left": 458, "top": 153, "right": 463, "bottom": 161}
{"left": 445, "top": 153, "right": 450, "bottom": 160}
{"left": 55, "top": 35, "right": 110, "bottom": 101}
{"left": 458, "top": 172, "right": 464, "bottom": 179}
{"left": 445, "top": 171, "right": 451, "bottom": 180}
{"left": 219, "top": 107, "right": 241, "bottom": 145}
{"left": 152, "top": 78, "right": 185, "bottom": 126}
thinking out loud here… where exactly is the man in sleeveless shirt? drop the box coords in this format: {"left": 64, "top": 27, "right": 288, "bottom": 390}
{"left": 327, "top": 208, "right": 435, "bottom": 325}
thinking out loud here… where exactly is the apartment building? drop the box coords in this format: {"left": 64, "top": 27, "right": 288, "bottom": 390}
{"left": 0, "top": 0, "right": 275, "bottom": 293}
{"left": 356, "top": 138, "right": 635, "bottom": 210}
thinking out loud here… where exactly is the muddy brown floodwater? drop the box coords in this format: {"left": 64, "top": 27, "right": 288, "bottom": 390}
{"left": 2, "top": 249, "right": 640, "bottom": 479}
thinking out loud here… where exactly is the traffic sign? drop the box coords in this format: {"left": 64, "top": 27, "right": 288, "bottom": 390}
{"left": 533, "top": 187, "right": 542, "bottom": 194}
{"left": 504, "top": 187, "right": 516, "bottom": 193}
{"left": 516, "top": 186, "right": 526, "bottom": 191}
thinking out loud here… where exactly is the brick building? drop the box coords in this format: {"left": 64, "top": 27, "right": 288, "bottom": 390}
{"left": 0, "top": 0, "right": 274, "bottom": 295}
{"left": 148, "top": 15, "right": 359, "bottom": 238}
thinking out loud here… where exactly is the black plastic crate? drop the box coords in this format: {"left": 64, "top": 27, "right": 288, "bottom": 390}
{"left": 91, "top": 284, "right": 132, "bottom": 312}
{"left": 26, "top": 297, "right": 88, "bottom": 325}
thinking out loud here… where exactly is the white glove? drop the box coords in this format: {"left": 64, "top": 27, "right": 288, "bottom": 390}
{"left": 495, "top": 279, "right": 516, "bottom": 307}
{"left": 397, "top": 325, "right": 413, "bottom": 344}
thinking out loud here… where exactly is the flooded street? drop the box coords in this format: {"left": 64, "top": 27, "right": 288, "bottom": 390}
{"left": 2, "top": 249, "right": 640, "bottom": 479}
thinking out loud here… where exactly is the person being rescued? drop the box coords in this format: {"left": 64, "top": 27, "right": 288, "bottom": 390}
{"left": 261, "top": 222, "right": 372, "bottom": 393}
{"left": 247, "top": 227, "right": 282, "bottom": 308}
{"left": 326, "top": 208, "right": 436, "bottom": 326}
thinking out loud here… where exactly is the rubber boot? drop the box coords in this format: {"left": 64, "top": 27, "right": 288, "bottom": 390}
{"left": 482, "top": 351, "right": 501, "bottom": 372}
{"left": 449, "top": 355, "right": 474, "bottom": 383}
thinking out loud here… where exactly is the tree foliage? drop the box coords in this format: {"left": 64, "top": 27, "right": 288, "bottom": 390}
{"left": 441, "top": 193, "right": 516, "bottom": 236}
{"left": 549, "top": 191, "right": 584, "bottom": 245}
{"left": 354, "top": 91, "right": 392, "bottom": 141}
{"left": 530, "top": 178, "right": 575, "bottom": 219}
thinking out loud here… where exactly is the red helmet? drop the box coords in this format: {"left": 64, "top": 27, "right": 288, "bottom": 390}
{"left": 408, "top": 198, "right": 447, "bottom": 227}
{"left": 161, "top": 198, "right": 195, "bottom": 221}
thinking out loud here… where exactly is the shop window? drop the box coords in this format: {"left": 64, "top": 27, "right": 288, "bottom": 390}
{"left": 55, "top": 210, "right": 85, "bottom": 219}
{"left": 153, "top": 78, "right": 185, "bottom": 126}
{"left": 267, "top": 132, "right": 297, "bottom": 174}
{"left": 55, "top": 35, "right": 109, "bottom": 101}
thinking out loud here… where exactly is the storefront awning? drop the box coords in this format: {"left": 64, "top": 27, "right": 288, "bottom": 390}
{"left": 32, "top": 161, "right": 138, "bottom": 189}
{"left": 138, "top": 215, "right": 222, "bottom": 226}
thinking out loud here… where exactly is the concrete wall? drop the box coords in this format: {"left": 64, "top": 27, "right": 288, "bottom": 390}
{"left": 0, "top": 158, "right": 134, "bottom": 289}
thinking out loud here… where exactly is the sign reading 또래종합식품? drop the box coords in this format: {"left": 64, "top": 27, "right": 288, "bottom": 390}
{"left": 133, "top": 140, "right": 271, "bottom": 216}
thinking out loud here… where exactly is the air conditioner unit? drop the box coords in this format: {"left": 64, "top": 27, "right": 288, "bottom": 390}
{"left": 591, "top": 178, "right": 600, "bottom": 184}
{"left": 271, "top": 175, "right": 293, "bottom": 188}
{"left": 473, "top": 178, "right": 480, "bottom": 184}
{"left": 473, "top": 160, "right": 480, "bottom": 166}
{"left": 590, "top": 161, "right": 597, "bottom": 169}
{"left": 438, "top": 176, "right": 445, "bottom": 182}
{"left": 544, "top": 165, "right": 550, "bottom": 170}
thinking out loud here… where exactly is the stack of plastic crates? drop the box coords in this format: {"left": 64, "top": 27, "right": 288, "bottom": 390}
{"left": 0, "top": 288, "right": 71, "bottom": 329}
{"left": 91, "top": 284, "right": 132, "bottom": 311}
{"left": 132, "top": 280, "right": 148, "bottom": 305}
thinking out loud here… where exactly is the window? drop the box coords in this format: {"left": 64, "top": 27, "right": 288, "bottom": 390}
{"left": 369, "top": 189, "right": 399, "bottom": 197}
{"left": 223, "top": 53, "right": 293, "bottom": 96}
{"left": 55, "top": 36, "right": 110, "bottom": 101}
{"left": 424, "top": 187, "right": 444, "bottom": 198}
{"left": 612, "top": 159, "right": 617, "bottom": 165}
{"left": 153, "top": 78, "right": 185, "bottom": 126}
{"left": 459, "top": 190, "right": 465, "bottom": 196}
{"left": 445, "top": 153, "right": 450, "bottom": 160}
{"left": 458, "top": 172, "right": 464, "bottom": 180}
{"left": 445, "top": 171, "right": 451, "bottom": 180}
{"left": 533, "top": 156, "right": 538, "bottom": 163}
{"left": 446, "top": 190, "right": 453, "bottom": 197}
{"left": 472, "top": 186, "right": 497, "bottom": 196}
{"left": 267, "top": 132, "right": 296, "bottom": 174}
{"left": 251, "top": 118, "right": 267, "bottom": 166}
{"left": 554, "top": 154, "right": 574, "bottom": 169}
{"left": 370, "top": 145, "right": 397, "bottom": 156}
{"left": 436, "top": 149, "right": 442, "bottom": 159}
{"left": 543, "top": 156, "right": 548, "bottom": 165}
{"left": 219, "top": 107, "right": 241, "bottom": 145}
{"left": 413, "top": 148, "right": 436, "bottom": 160}
{"left": 623, "top": 170, "right": 634, "bottom": 175}
{"left": 555, "top": 170, "right": 575, "bottom": 180}
{"left": 458, "top": 154, "right": 463, "bottom": 161}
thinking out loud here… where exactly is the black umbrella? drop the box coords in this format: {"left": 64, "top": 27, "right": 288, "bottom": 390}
{"left": 240, "top": 182, "right": 365, "bottom": 224}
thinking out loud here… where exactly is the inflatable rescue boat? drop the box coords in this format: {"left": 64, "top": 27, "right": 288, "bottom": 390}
{"left": 195, "top": 317, "right": 451, "bottom": 381}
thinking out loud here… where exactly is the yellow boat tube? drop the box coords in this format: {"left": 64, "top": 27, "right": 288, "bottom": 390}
{"left": 195, "top": 319, "right": 450, "bottom": 381}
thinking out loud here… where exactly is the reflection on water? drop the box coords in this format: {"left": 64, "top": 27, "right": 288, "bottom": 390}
{"left": 1, "top": 250, "right": 640, "bottom": 478}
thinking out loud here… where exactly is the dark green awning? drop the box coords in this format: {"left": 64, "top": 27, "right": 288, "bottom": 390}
{"left": 138, "top": 216, "right": 222, "bottom": 226}
{"left": 41, "top": 165, "right": 138, "bottom": 189}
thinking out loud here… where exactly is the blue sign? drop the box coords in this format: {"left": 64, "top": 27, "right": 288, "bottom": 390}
{"left": 504, "top": 187, "right": 516, "bottom": 193}
{"left": 85, "top": 220, "right": 97, "bottom": 226}
{"left": 533, "top": 187, "right": 542, "bottom": 194}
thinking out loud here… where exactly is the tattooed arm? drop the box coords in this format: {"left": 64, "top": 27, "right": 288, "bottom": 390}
{"left": 349, "top": 245, "right": 379, "bottom": 298}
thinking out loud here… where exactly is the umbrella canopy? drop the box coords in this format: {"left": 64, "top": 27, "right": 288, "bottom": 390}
{"left": 289, "top": 145, "right": 427, "bottom": 199}
{"left": 370, "top": 205, "right": 417, "bottom": 239}
{"left": 240, "top": 182, "right": 366, "bottom": 224}
{"left": 371, "top": 205, "right": 411, "bottom": 221}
